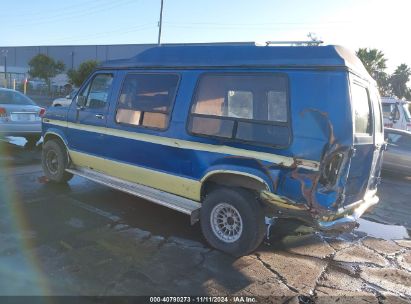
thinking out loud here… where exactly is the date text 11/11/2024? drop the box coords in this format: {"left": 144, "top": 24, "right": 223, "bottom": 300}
{"left": 149, "top": 296, "right": 257, "bottom": 303}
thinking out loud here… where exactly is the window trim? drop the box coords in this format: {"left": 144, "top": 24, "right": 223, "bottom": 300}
{"left": 114, "top": 72, "right": 181, "bottom": 131}
{"left": 350, "top": 80, "right": 374, "bottom": 144}
{"left": 186, "top": 72, "right": 292, "bottom": 148}
{"left": 77, "top": 72, "right": 114, "bottom": 112}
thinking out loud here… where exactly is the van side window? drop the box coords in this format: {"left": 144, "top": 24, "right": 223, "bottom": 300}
{"left": 78, "top": 74, "right": 113, "bottom": 109}
{"left": 188, "top": 74, "right": 290, "bottom": 146}
{"left": 115, "top": 74, "right": 179, "bottom": 130}
{"left": 352, "top": 84, "right": 372, "bottom": 135}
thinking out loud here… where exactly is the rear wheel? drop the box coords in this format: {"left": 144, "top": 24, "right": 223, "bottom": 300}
{"left": 200, "top": 187, "right": 266, "bottom": 256}
{"left": 42, "top": 139, "right": 73, "bottom": 183}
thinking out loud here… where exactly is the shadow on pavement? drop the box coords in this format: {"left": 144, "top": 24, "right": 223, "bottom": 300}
{"left": 0, "top": 137, "right": 42, "bottom": 167}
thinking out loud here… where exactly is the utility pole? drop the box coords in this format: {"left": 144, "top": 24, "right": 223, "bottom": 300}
{"left": 71, "top": 51, "right": 74, "bottom": 70}
{"left": 157, "top": 0, "right": 164, "bottom": 45}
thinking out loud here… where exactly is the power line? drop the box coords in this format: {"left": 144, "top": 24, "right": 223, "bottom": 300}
{"left": 164, "top": 20, "right": 350, "bottom": 26}
{"left": 48, "top": 23, "right": 156, "bottom": 44}
{"left": 11, "top": 0, "right": 137, "bottom": 29}
{"left": 0, "top": 0, "right": 114, "bottom": 19}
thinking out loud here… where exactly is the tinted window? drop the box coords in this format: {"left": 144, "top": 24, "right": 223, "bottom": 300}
{"left": 386, "top": 132, "right": 411, "bottom": 149}
{"left": 352, "top": 84, "right": 372, "bottom": 135}
{"left": 227, "top": 90, "right": 253, "bottom": 119}
{"left": 268, "top": 90, "right": 287, "bottom": 122}
{"left": 0, "top": 90, "right": 35, "bottom": 105}
{"left": 189, "top": 74, "right": 289, "bottom": 146}
{"left": 116, "top": 74, "right": 179, "bottom": 130}
{"left": 78, "top": 74, "right": 113, "bottom": 109}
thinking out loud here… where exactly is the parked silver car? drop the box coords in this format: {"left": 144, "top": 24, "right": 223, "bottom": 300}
{"left": 383, "top": 128, "right": 411, "bottom": 175}
{"left": 0, "top": 88, "right": 44, "bottom": 146}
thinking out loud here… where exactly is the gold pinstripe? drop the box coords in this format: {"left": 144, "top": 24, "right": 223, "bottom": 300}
{"left": 43, "top": 118, "right": 320, "bottom": 170}
{"left": 68, "top": 150, "right": 202, "bottom": 201}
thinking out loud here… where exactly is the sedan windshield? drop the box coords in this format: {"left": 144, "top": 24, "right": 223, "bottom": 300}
{"left": 0, "top": 90, "right": 36, "bottom": 105}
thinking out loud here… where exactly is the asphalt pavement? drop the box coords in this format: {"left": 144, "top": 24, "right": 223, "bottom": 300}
{"left": 0, "top": 138, "right": 410, "bottom": 303}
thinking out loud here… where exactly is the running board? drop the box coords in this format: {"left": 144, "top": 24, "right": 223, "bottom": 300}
{"left": 66, "top": 167, "right": 201, "bottom": 225}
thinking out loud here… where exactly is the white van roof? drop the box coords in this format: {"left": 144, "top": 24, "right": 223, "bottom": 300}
{"left": 381, "top": 97, "right": 409, "bottom": 104}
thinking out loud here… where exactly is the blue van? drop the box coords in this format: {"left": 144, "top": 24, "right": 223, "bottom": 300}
{"left": 41, "top": 44, "right": 384, "bottom": 256}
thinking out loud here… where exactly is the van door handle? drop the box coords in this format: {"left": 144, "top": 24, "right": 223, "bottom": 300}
{"left": 95, "top": 114, "right": 104, "bottom": 119}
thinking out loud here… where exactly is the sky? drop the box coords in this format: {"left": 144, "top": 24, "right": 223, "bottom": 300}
{"left": 1, "top": 0, "right": 410, "bottom": 72}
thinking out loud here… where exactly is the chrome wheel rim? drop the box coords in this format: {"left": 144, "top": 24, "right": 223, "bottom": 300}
{"left": 210, "top": 203, "right": 243, "bottom": 243}
{"left": 46, "top": 150, "right": 59, "bottom": 174}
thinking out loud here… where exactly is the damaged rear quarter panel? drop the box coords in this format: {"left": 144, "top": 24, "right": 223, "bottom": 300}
{"left": 197, "top": 70, "right": 354, "bottom": 219}
{"left": 276, "top": 71, "right": 353, "bottom": 214}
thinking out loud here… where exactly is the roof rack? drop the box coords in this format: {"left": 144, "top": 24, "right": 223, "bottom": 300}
{"left": 265, "top": 40, "right": 324, "bottom": 46}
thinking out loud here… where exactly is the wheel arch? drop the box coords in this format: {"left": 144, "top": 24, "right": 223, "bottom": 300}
{"left": 200, "top": 170, "right": 270, "bottom": 199}
{"left": 43, "top": 131, "right": 68, "bottom": 147}
{"left": 43, "top": 131, "right": 70, "bottom": 163}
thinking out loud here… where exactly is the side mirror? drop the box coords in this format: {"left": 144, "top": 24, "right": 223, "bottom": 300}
{"left": 65, "top": 94, "right": 70, "bottom": 99}
{"left": 77, "top": 96, "right": 87, "bottom": 109}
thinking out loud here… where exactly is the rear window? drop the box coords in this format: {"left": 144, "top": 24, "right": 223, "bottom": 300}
{"left": 188, "top": 73, "right": 290, "bottom": 147}
{"left": 351, "top": 84, "right": 372, "bottom": 135}
{"left": 0, "top": 90, "right": 35, "bottom": 105}
{"left": 370, "top": 89, "right": 383, "bottom": 134}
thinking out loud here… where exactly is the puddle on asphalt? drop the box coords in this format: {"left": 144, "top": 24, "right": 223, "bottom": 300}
{"left": 355, "top": 218, "right": 410, "bottom": 240}
{"left": 4, "top": 136, "right": 43, "bottom": 147}
{"left": 6, "top": 136, "right": 26, "bottom": 146}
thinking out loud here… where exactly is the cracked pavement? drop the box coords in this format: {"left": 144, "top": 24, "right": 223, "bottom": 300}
{"left": 0, "top": 140, "right": 410, "bottom": 303}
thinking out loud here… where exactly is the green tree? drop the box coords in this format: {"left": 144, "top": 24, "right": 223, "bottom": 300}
{"left": 28, "top": 54, "right": 65, "bottom": 94}
{"left": 356, "top": 48, "right": 390, "bottom": 95}
{"left": 390, "top": 64, "right": 411, "bottom": 99}
{"left": 67, "top": 60, "right": 99, "bottom": 87}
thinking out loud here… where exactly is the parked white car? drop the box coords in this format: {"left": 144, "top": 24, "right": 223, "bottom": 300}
{"left": 51, "top": 89, "right": 78, "bottom": 107}
{"left": 382, "top": 97, "right": 411, "bottom": 131}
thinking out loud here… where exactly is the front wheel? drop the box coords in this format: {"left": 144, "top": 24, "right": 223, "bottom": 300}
{"left": 42, "top": 140, "right": 73, "bottom": 183}
{"left": 200, "top": 187, "right": 266, "bottom": 257}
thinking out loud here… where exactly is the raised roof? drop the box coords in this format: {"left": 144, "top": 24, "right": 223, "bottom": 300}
{"left": 100, "top": 44, "right": 370, "bottom": 77}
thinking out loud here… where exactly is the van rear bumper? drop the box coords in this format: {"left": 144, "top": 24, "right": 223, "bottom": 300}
{"left": 317, "top": 193, "right": 379, "bottom": 232}
{"left": 261, "top": 189, "right": 379, "bottom": 233}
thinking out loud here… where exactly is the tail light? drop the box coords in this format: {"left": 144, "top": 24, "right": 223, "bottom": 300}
{"left": 320, "top": 153, "right": 344, "bottom": 187}
{"left": 0, "top": 107, "right": 6, "bottom": 118}
{"left": 39, "top": 108, "right": 46, "bottom": 117}
{"left": 407, "top": 124, "right": 411, "bottom": 131}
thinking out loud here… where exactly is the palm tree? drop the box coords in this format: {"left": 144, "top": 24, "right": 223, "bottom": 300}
{"left": 356, "top": 48, "right": 390, "bottom": 95}
{"left": 390, "top": 64, "right": 411, "bottom": 99}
